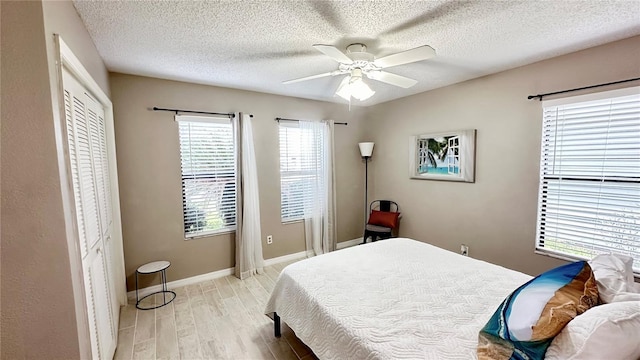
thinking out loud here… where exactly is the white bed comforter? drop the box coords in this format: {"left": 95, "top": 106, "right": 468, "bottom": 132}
{"left": 264, "top": 238, "right": 532, "bottom": 360}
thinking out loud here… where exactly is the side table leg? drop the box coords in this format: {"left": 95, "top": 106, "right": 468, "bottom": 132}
{"left": 135, "top": 271, "right": 139, "bottom": 306}
{"left": 162, "top": 269, "right": 166, "bottom": 305}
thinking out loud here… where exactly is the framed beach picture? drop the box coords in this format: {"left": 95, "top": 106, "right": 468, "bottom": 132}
{"left": 409, "top": 129, "right": 476, "bottom": 182}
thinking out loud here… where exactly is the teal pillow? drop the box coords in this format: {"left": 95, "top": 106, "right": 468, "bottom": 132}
{"left": 477, "top": 261, "right": 598, "bottom": 360}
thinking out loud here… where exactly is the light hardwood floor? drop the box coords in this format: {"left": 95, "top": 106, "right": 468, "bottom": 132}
{"left": 115, "top": 260, "right": 317, "bottom": 360}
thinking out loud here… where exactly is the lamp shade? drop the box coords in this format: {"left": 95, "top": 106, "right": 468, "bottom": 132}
{"left": 359, "top": 142, "right": 375, "bottom": 157}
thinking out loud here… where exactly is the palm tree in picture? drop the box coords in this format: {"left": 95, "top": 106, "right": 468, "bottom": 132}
{"left": 423, "top": 137, "right": 450, "bottom": 170}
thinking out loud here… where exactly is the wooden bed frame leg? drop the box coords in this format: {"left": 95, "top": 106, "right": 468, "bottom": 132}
{"left": 274, "top": 312, "right": 281, "bottom": 338}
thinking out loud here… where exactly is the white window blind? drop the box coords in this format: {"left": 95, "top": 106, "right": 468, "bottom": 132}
{"left": 536, "top": 87, "right": 640, "bottom": 273}
{"left": 178, "top": 116, "right": 236, "bottom": 238}
{"left": 279, "top": 123, "right": 324, "bottom": 221}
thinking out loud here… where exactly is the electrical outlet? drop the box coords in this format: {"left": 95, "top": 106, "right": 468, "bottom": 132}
{"left": 267, "top": 235, "right": 273, "bottom": 245}
{"left": 461, "top": 244, "right": 469, "bottom": 256}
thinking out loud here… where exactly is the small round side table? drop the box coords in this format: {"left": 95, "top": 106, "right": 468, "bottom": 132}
{"left": 135, "top": 260, "right": 176, "bottom": 310}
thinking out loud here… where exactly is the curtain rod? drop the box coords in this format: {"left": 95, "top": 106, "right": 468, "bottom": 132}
{"left": 153, "top": 106, "right": 235, "bottom": 118}
{"left": 527, "top": 77, "right": 640, "bottom": 101}
{"left": 275, "top": 117, "right": 347, "bottom": 125}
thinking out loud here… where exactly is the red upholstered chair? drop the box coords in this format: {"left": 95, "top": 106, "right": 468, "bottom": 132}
{"left": 362, "top": 200, "right": 400, "bottom": 244}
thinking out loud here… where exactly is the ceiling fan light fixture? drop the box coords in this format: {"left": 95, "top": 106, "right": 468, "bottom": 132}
{"left": 351, "top": 78, "right": 376, "bottom": 101}
{"left": 285, "top": 43, "right": 434, "bottom": 101}
{"left": 335, "top": 77, "right": 351, "bottom": 101}
{"left": 335, "top": 74, "right": 375, "bottom": 101}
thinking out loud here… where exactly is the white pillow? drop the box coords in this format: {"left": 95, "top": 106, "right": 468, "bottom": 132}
{"left": 588, "top": 254, "right": 640, "bottom": 303}
{"left": 546, "top": 301, "right": 640, "bottom": 360}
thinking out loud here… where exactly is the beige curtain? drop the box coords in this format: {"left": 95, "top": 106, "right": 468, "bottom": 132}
{"left": 301, "top": 120, "right": 336, "bottom": 256}
{"left": 325, "top": 120, "right": 337, "bottom": 253}
{"left": 234, "top": 113, "right": 264, "bottom": 279}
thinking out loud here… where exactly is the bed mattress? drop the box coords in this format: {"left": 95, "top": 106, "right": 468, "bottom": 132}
{"left": 264, "top": 238, "right": 532, "bottom": 359}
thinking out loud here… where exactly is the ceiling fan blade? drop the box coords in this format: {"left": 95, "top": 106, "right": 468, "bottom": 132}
{"left": 373, "top": 45, "right": 436, "bottom": 69}
{"left": 366, "top": 71, "right": 418, "bottom": 88}
{"left": 309, "top": 1, "right": 345, "bottom": 33}
{"left": 313, "top": 44, "right": 353, "bottom": 64}
{"left": 378, "top": 1, "right": 472, "bottom": 37}
{"left": 282, "top": 70, "right": 343, "bottom": 84}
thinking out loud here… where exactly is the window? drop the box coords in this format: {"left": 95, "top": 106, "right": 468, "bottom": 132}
{"left": 178, "top": 116, "right": 236, "bottom": 238}
{"left": 279, "top": 122, "right": 324, "bottom": 222}
{"left": 447, "top": 136, "right": 460, "bottom": 175}
{"left": 535, "top": 87, "right": 640, "bottom": 273}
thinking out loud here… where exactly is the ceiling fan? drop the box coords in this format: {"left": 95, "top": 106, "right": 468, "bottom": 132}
{"left": 283, "top": 43, "right": 436, "bottom": 101}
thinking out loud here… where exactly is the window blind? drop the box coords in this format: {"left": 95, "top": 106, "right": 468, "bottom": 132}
{"left": 178, "top": 116, "right": 236, "bottom": 237}
{"left": 279, "top": 123, "right": 323, "bottom": 221}
{"left": 536, "top": 87, "right": 640, "bottom": 273}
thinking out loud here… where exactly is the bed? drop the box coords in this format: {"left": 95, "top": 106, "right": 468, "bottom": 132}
{"left": 264, "top": 238, "right": 533, "bottom": 359}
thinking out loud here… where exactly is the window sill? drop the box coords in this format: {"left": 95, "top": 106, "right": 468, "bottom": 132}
{"left": 534, "top": 248, "right": 586, "bottom": 263}
{"left": 281, "top": 218, "right": 304, "bottom": 225}
{"left": 535, "top": 248, "right": 640, "bottom": 279}
{"left": 185, "top": 227, "right": 235, "bottom": 240}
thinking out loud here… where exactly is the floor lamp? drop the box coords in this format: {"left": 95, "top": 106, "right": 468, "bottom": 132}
{"left": 358, "top": 142, "right": 374, "bottom": 228}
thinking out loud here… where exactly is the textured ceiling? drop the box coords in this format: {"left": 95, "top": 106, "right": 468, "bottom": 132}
{"left": 73, "top": 0, "right": 640, "bottom": 106}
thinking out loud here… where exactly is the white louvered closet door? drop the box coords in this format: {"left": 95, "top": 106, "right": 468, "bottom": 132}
{"left": 62, "top": 69, "right": 117, "bottom": 360}
{"left": 85, "top": 95, "right": 119, "bottom": 341}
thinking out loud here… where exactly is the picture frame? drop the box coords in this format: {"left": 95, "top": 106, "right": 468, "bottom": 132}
{"left": 409, "top": 129, "right": 476, "bottom": 182}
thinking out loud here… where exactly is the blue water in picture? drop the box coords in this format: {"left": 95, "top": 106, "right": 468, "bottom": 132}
{"left": 419, "top": 166, "right": 459, "bottom": 175}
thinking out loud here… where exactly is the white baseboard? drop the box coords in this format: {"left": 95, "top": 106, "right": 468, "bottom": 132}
{"left": 263, "top": 251, "right": 307, "bottom": 267}
{"left": 127, "top": 266, "right": 235, "bottom": 301}
{"left": 337, "top": 237, "right": 363, "bottom": 249}
{"left": 127, "top": 237, "right": 363, "bottom": 301}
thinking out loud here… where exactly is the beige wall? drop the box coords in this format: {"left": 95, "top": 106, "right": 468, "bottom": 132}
{"left": 1, "top": 1, "right": 79, "bottom": 358}
{"left": 1, "top": 1, "right": 111, "bottom": 358}
{"left": 365, "top": 35, "right": 640, "bottom": 276}
{"left": 109, "top": 73, "right": 367, "bottom": 290}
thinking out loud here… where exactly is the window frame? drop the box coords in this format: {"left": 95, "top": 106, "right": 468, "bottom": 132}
{"left": 177, "top": 115, "right": 237, "bottom": 239}
{"left": 534, "top": 86, "right": 640, "bottom": 273}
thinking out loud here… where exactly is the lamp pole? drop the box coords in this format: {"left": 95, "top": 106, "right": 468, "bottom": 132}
{"left": 358, "top": 142, "right": 374, "bottom": 230}
{"left": 364, "top": 155, "right": 370, "bottom": 228}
